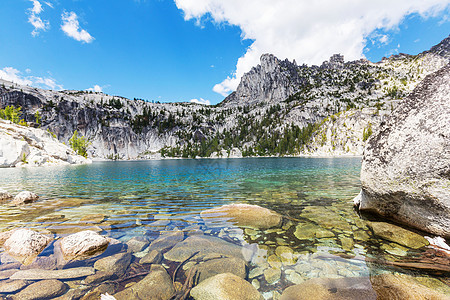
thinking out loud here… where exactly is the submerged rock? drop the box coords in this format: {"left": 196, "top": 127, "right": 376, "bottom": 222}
{"left": 10, "top": 267, "right": 95, "bottom": 280}
{"left": 60, "top": 230, "right": 109, "bottom": 260}
{"left": 94, "top": 252, "right": 131, "bottom": 276}
{"left": 189, "top": 256, "right": 247, "bottom": 283}
{"left": 201, "top": 204, "right": 282, "bottom": 229}
{"left": 367, "top": 221, "right": 429, "bottom": 249}
{"left": 139, "top": 249, "right": 162, "bottom": 264}
{"left": 126, "top": 236, "right": 149, "bottom": 253}
{"left": 113, "top": 264, "right": 175, "bottom": 300}
{"left": 0, "top": 279, "right": 28, "bottom": 293}
{"left": 355, "top": 64, "right": 450, "bottom": 238}
{"left": 11, "top": 191, "right": 39, "bottom": 206}
{"left": 148, "top": 230, "right": 184, "bottom": 252}
{"left": 11, "top": 279, "right": 68, "bottom": 300}
{"left": 280, "top": 277, "right": 377, "bottom": 300}
{"left": 190, "top": 273, "right": 263, "bottom": 300}
{"left": 3, "top": 229, "right": 52, "bottom": 265}
{"left": 164, "top": 235, "right": 244, "bottom": 262}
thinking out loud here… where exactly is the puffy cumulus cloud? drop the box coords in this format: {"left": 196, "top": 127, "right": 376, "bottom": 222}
{"left": 86, "top": 85, "right": 104, "bottom": 93}
{"left": 0, "top": 67, "right": 33, "bottom": 86}
{"left": 175, "top": 0, "right": 450, "bottom": 96}
{"left": 61, "top": 11, "right": 95, "bottom": 43}
{"left": 190, "top": 98, "right": 211, "bottom": 105}
{"left": 28, "top": 0, "right": 50, "bottom": 37}
{"left": 0, "top": 67, "right": 63, "bottom": 90}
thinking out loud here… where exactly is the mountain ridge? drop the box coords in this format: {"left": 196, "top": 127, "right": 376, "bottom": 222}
{"left": 0, "top": 35, "right": 449, "bottom": 160}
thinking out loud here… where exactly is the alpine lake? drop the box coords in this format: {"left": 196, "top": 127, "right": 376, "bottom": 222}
{"left": 0, "top": 157, "right": 448, "bottom": 299}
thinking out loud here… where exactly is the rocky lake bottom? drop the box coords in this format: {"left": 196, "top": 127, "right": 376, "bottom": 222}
{"left": 0, "top": 157, "right": 448, "bottom": 299}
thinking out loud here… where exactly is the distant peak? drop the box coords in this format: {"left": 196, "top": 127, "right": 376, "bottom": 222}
{"left": 321, "top": 54, "right": 345, "bottom": 68}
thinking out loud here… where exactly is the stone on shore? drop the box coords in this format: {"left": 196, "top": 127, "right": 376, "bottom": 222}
{"left": 3, "top": 229, "right": 52, "bottom": 265}
{"left": 164, "top": 235, "right": 244, "bottom": 262}
{"left": 113, "top": 264, "right": 175, "bottom": 300}
{"left": 355, "top": 64, "right": 450, "bottom": 238}
{"left": 201, "top": 204, "right": 282, "bottom": 229}
{"left": 10, "top": 267, "right": 95, "bottom": 280}
{"left": 190, "top": 273, "right": 263, "bottom": 300}
{"left": 11, "top": 279, "right": 68, "bottom": 300}
{"left": 367, "top": 221, "right": 429, "bottom": 249}
{"left": 60, "top": 230, "right": 109, "bottom": 260}
{"left": 11, "top": 191, "right": 39, "bottom": 206}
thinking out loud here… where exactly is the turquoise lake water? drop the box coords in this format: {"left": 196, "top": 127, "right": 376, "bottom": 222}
{"left": 0, "top": 157, "right": 448, "bottom": 298}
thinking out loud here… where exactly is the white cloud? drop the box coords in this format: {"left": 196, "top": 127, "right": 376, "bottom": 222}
{"left": 0, "top": 67, "right": 33, "bottom": 86}
{"left": 175, "top": 0, "right": 450, "bottom": 96}
{"left": 28, "top": 0, "right": 50, "bottom": 37}
{"left": 44, "top": 1, "right": 54, "bottom": 9}
{"left": 86, "top": 85, "right": 103, "bottom": 93}
{"left": 190, "top": 98, "right": 211, "bottom": 105}
{"left": 0, "top": 67, "right": 63, "bottom": 90}
{"left": 61, "top": 11, "right": 94, "bottom": 43}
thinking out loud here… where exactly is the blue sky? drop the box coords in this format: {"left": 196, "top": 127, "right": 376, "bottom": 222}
{"left": 0, "top": 1, "right": 449, "bottom": 105}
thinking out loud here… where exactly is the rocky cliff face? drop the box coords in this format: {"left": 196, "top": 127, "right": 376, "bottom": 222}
{"left": 1, "top": 35, "right": 449, "bottom": 159}
{"left": 0, "top": 119, "right": 89, "bottom": 167}
{"left": 355, "top": 63, "right": 450, "bottom": 238}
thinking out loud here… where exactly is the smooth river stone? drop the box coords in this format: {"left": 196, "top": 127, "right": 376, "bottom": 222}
{"left": 60, "top": 230, "right": 109, "bottom": 260}
{"left": 10, "top": 267, "right": 95, "bottom": 280}
{"left": 190, "top": 273, "right": 263, "bottom": 300}
{"left": 148, "top": 229, "right": 184, "bottom": 252}
{"left": 188, "top": 256, "right": 247, "bottom": 283}
{"left": 164, "top": 235, "right": 244, "bottom": 262}
{"left": 201, "top": 204, "right": 282, "bottom": 229}
{"left": 113, "top": 264, "right": 175, "bottom": 300}
{"left": 94, "top": 252, "right": 131, "bottom": 276}
{"left": 11, "top": 279, "right": 68, "bottom": 300}
{"left": 367, "top": 222, "right": 429, "bottom": 249}
{"left": 0, "top": 279, "right": 28, "bottom": 293}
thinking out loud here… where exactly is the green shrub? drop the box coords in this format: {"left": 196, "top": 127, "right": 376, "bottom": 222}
{"left": 69, "top": 130, "right": 90, "bottom": 158}
{"left": 0, "top": 106, "right": 22, "bottom": 124}
{"left": 363, "top": 123, "right": 373, "bottom": 142}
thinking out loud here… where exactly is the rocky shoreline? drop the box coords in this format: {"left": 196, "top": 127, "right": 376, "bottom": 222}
{"left": 0, "top": 191, "right": 448, "bottom": 299}
{"left": 0, "top": 119, "right": 90, "bottom": 168}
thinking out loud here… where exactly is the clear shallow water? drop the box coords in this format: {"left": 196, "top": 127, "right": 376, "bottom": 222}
{"left": 0, "top": 157, "right": 448, "bottom": 298}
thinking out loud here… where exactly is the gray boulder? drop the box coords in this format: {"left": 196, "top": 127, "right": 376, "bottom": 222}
{"left": 59, "top": 230, "right": 109, "bottom": 260}
{"left": 355, "top": 64, "right": 450, "bottom": 238}
{"left": 11, "top": 191, "right": 39, "bottom": 205}
{"left": 3, "top": 229, "right": 52, "bottom": 265}
{"left": 11, "top": 279, "right": 68, "bottom": 300}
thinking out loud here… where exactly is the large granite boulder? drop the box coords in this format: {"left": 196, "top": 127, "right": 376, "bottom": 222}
{"left": 3, "top": 229, "right": 52, "bottom": 265}
{"left": 354, "top": 64, "right": 450, "bottom": 238}
{"left": 201, "top": 204, "right": 282, "bottom": 229}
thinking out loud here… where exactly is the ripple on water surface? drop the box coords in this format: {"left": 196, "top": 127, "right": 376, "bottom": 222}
{"left": 0, "top": 157, "right": 448, "bottom": 299}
